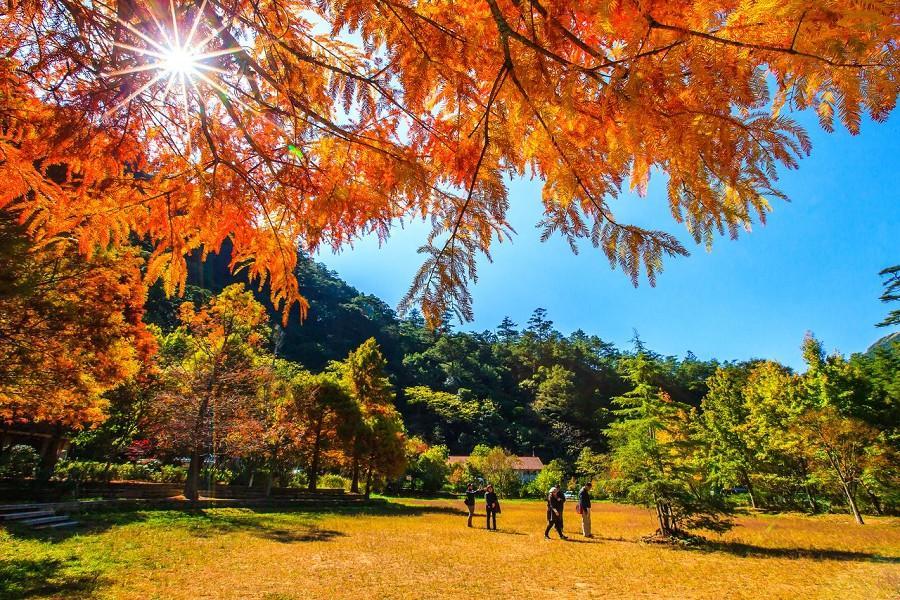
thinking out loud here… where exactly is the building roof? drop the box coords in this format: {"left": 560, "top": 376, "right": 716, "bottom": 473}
{"left": 448, "top": 455, "right": 544, "bottom": 471}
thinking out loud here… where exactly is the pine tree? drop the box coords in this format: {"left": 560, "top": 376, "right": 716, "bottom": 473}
{"left": 606, "top": 354, "right": 731, "bottom": 539}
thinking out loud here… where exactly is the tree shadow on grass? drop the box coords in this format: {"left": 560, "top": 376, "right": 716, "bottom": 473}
{"left": 696, "top": 540, "right": 900, "bottom": 564}
{"left": 1, "top": 499, "right": 466, "bottom": 546}
{"left": 0, "top": 557, "right": 103, "bottom": 600}
{"left": 2, "top": 507, "right": 345, "bottom": 546}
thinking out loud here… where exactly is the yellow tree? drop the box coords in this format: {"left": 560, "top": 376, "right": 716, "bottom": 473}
{"left": 1, "top": 1, "right": 897, "bottom": 324}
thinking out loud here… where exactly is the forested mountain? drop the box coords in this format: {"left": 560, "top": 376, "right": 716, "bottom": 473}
{"left": 143, "top": 246, "right": 722, "bottom": 463}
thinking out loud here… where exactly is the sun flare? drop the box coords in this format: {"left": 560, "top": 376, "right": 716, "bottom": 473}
{"left": 161, "top": 46, "right": 200, "bottom": 77}
{"left": 103, "top": 0, "right": 242, "bottom": 122}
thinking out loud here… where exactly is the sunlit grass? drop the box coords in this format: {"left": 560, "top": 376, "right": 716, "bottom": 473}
{"left": 1, "top": 499, "right": 898, "bottom": 599}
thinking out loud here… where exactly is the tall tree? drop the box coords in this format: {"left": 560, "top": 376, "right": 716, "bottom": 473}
{"left": 606, "top": 354, "right": 730, "bottom": 538}
{"left": 288, "top": 371, "right": 359, "bottom": 491}
{"left": 700, "top": 364, "right": 760, "bottom": 508}
{"left": 0, "top": 212, "right": 153, "bottom": 474}
{"left": 496, "top": 317, "right": 519, "bottom": 343}
{"left": 3, "top": 1, "right": 896, "bottom": 325}
{"left": 333, "top": 338, "right": 395, "bottom": 492}
{"left": 148, "top": 284, "right": 272, "bottom": 500}
{"left": 741, "top": 361, "right": 821, "bottom": 511}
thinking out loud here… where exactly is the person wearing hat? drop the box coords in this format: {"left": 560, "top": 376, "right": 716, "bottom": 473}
{"left": 484, "top": 484, "right": 501, "bottom": 530}
{"left": 544, "top": 486, "right": 567, "bottom": 539}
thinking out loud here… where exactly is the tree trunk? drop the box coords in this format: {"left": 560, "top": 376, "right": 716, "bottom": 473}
{"left": 842, "top": 481, "right": 865, "bottom": 525}
{"left": 656, "top": 502, "right": 675, "bottom": 537}
{"left": 863, "top": 486, "right": 883, "bottom": 516}
{"left": 37, "top": 424, "right": 64, "bottom": 483}
{"left": 184, "top": 392, "right": 211, "bottom": 501}
{"left": 803, "top": 484, "right": 818, "bottom": 513}
{"left": 364, "top": 461, "right": 373, "bottom": 500}
{"left": 350, "top": 451, "right": 360, "bottom": 494}
{"left": 184, "top": 448, "right": 202, "bottom": 501}
{"left": 307, "top": 419, "right": 323, "bottom": 492}
{"left": 741, "top": 470, "right": 758, "bottom": 510}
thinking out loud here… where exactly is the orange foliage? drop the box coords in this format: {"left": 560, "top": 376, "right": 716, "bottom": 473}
{"left": 1, "top": 1, "right": 896, "bottom": 325}
{"left": 0, "top": 213, "right": 153, "bottom": 428}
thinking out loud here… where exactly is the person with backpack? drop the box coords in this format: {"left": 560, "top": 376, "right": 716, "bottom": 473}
{"left": 463, "top": 483, "right": 484, "bottom": 527}
{"left": 484, "top": 484, "right": 501, "bottom": 530}
{"left": 544, "top": 486, "right": 567, "bottom": 539}
{"left": 577, "top": 481, "right": 593, "bottom": 538}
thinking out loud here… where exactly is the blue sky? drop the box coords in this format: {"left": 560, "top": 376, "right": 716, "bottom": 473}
{"left": 322, "top": 111, "right": 899, "bottom": 370}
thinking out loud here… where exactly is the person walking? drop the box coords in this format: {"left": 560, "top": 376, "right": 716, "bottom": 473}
{"left": 578, "top": 481, "right": 593, "bottom": 538}
{"left": 544, "top": 486, "right": 567, "bottom": 539}
{"left": 463, "top": 483, "right": 483, "bottom": 527}
{"left": 484, "top": 484, "right": 500, "bottom": 530}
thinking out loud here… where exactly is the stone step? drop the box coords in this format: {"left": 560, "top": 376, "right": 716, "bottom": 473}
{"left": 21, "top": 515, "right": 72, "bottom": 526}
{"left": 0, "top": 503, "right": 47, "bottom": 513}
{"left": 0, "top": 510, "right": 55, "bottom": 521}
{"left": 35, "top": 520, "right": 80, "bottom": 529}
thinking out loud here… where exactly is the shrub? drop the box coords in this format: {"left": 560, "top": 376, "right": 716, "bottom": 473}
{"left": 0, "top": 445, "right": 41, "bottom": 479}
{"left": 54, "top": 460, "right": 109, "bottom": 482}
{"left": 525, "top": 459, "right": 567, "bottom": 498}
{"left": 53, "top": 460, "right": 170, "bottom": 482}
{"left": 115, "top": 462, "right": 152, "bottom": 481}
{"left": 200, "top": 466, "right": 237, "bottom": 485}
{"left": 287, "top": 469, "right": 308, "bottom": 489}
{"left": 151, "top": 465, "right": 187, "bottom": 483}
{"left": 319, "top": 473, "right": 350, "bottom": 490}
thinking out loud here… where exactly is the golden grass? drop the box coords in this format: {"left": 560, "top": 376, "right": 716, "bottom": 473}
{"left": 2, "top": 499, "right": 898, "bottom": 599}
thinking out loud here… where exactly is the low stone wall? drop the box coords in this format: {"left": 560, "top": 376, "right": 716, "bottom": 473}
{"left": 0, "top": 480, "right": 346, "bottom": 502}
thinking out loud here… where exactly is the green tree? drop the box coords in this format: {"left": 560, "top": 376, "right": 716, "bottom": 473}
{"left": 528, "top": 459, "right": 567, "bottom": 497}
{"left": 411, "top": 444, "right": 451, "bottom": 493}
{"left": 606, "top": 354, "right": 731, "bottom": 538}
{"left": 470, "top": 446, "right": 520, "bottom": 498}
{"left": 877, "top": 265, "right": 900, "bottom": 328}
{"left": 359, "top": 407, "right": 407, "bottom": 498}
{"left": 333, "top": 338, "right": 395, "bottom": 493}
{"left": 700, "top": 364, "right": 761, "bottom": 508}
{"left": 289, "top": 371, "right": 359, "bottom": 491}
{"left": 574, "top": 447, "right": 605, "bottom": 486}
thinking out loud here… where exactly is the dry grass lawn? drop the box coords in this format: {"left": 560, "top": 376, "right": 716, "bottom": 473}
{"left": 1, "top": 498, "right": 898, "bottom": 599}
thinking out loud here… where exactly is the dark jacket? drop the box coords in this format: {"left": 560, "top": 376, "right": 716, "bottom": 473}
{"left": 464, "top": 489, "right": 481, "bottom": 506}
{"left": 579, "top": 486, "right": 592, "bottom": 510}
{"left": 485, "top": 491, "right": 500, "bottom": 512}
{"left": 547, "top": 491, "right": 565, "bottom": 519}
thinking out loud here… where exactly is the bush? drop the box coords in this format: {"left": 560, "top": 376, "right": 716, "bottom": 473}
{"left": 150, "top": 464, "right": 187, "bottom": 483}
{"left": 0, "top": 445, "right": 41, "bottom": 479}
{"left": 287, "top": 469, "right": 308, "bottom": 489}
{"left": 525, "top": 460, "right": 566, "bottom": 498}
{"left": 54, "top": 460, "right": 110, "bottom": 482}
{"left": 319, "top": 473, "right": 350, "bottom": 490}
{"left": 200, "top": 466, "right": 237, "bottom": 485}
{"left": 53, "top": 460, "right": 183, "bottom": 483}
{"left": 116, "top": 462, "right": 152, "bottom": 481}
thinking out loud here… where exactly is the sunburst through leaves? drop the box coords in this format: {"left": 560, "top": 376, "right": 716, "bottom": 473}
{"left": 104, "top": 0, "right": 244, "bottom": 147}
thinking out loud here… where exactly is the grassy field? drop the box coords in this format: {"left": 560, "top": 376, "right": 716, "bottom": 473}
{"left": 1, "top": 498, "right": 898, "bottom": 599}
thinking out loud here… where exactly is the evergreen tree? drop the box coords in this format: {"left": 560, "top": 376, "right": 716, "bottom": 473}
{"left": 606, "top": 354, "right": 731, "bottom": 538}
